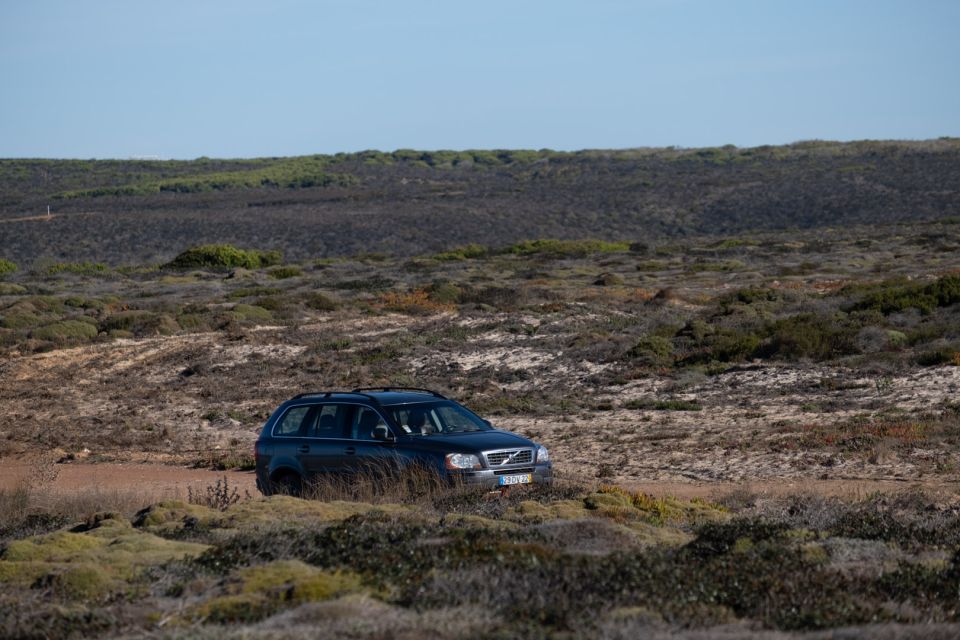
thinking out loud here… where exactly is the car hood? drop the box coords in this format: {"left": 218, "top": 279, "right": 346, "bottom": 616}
{"left": 397, "top": 429, "right": 534, "bottom": 454}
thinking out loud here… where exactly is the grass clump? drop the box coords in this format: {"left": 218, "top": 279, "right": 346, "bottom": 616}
{"left": 188, "top": 561, "right": 364, "bottom": 623}
{"left": 0, "top": 258, "right": 17, "bottom": 277}
{"left": 505, "top": 239, "right": 631, "bottom": 258}
{"left": 0, "top": 283, "right": 27, "bottom": 294}
{"left": 231, "top": 304, "right": 273, "bottom": 323}
{"left": 41, "top": 262, "right": 109, "bottom": 276}
{"left": 30, "top": 319, "right": 99, "bottom": 343}
{"left": 303, "top": 291, "right": 339, "bottom": 311}
{"left": 163, "top": 244, "right": 282, "bottom": 270}
{"left": 432, "top": 243, "right": 489, "bottom": 261}
{"left": 100, "top": 310, "right": 179, "bottom": 336}
{"left": 267, "top": 265, "right": 303, "bottom": 279}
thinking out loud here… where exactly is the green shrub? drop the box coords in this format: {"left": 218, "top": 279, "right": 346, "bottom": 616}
{"left": 852, "top": 274, "right": 960, "bottom": 316}
{"left": 59, "top": 156, "right": 357, "bottom": 199}
{"left": 427, "top": 282, "right": 463, "bottom": 304}
{"left": 303, "top": 292, "right": 339, "bottom": 311}
{"left": 42, "top": 262, "right": 108, "bottom": 276}
{"left": 0, "top": 283, "right": 27, "bottom": 295}
{"left": 505, "top": 239, "right": 631, "bottom": 258}
{"left": 758, "top": 314, "right": 859, "bottom": 361}
{"left": 0, "top": 258, "right": 17, "bottom": 278}
{"left": 267, "top": 265, "right": 303, "bottom": 279}
{"left": 63, "top": 296, "right": 105, "bottom": 310}
{"left": 232, "top": 304, "right": 273, "bottom": 323}
{"left": 432, "top": 244, "right": 489, "bottom": 261}
{"left": 916, "top": 347, "right": 959, "bottom": 366}
{"left": 100, "top": 310, "right": 179, "bottom": 336}
{"left": 626, "top": 335, "right": 674, "bottom": 366}
{"left": 163, "top": 245, "right": 283, "bottom": 270}
{"left": 30, "top": 319, "right": 99, "bottom": 343}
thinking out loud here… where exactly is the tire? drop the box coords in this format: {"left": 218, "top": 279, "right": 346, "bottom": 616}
{"left": 271, "top": 471, "right": 302, "bottom": 497}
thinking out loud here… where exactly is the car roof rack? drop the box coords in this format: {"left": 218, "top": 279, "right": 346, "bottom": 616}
{"left": 291, "top": 390, "right": 372, "bottom": 400}
{"left": 351, "top": 387, "right": 447, "bottom": 399}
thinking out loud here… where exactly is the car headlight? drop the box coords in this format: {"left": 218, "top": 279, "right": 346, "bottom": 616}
{"left": 445, "top": 453, "right": 481, "bottom": 470}
{"left": 536, "top": 445, "right": 550, "bottom": 463}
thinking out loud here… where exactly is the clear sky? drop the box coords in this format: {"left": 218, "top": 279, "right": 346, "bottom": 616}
{"left": 1, "top": 0, "right": 957, "bottom": 158}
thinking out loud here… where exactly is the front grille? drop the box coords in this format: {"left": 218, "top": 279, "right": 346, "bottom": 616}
{"left": 494, "top": 467, "right": 534, "bottom": 476}
{"left": 485, "top": 449, "right": 533, "bottom": 466}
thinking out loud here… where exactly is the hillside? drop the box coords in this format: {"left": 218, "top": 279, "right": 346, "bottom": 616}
{"left": 1, "top": 139, "right": 959, "bottom": 266}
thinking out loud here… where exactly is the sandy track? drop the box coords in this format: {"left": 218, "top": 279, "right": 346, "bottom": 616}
{"left": 0, "top": 461, "right": 258, "bottom": 498}
{"left": 4, "top": 460, "right": 958, "bottom": 503}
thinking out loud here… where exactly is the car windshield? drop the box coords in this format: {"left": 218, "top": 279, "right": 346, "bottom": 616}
{"left": 388, "top": 401, "right": 492, "bottom": 435}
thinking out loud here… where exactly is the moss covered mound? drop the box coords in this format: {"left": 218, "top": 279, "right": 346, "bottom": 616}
{"left": 163, "top": 244, "right": 282, "bottom": 270}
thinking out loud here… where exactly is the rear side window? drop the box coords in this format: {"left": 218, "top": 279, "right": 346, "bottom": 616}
{"left": 274, "top": 406, "right": 312, "bottom": 436}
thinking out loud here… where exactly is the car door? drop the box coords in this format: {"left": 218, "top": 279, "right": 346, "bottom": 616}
{"left": 300, "top": 403, "right": 352, "bottom": 477}
{"left": 343, "top": 406, "right": 402, "bottom": 475}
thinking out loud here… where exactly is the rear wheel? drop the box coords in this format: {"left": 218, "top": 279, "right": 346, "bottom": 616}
{"left": 271, "top": 471, "right": 302, "bottom": 497}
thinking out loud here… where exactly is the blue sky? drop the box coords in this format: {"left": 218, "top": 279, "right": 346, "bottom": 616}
{"left": 1, "top": 0, "right": 957, "bottom": 158}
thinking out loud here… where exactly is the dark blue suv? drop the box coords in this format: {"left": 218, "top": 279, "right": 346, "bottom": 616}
{"left": 254, "top": 388, "right": 552, "bottom": 496}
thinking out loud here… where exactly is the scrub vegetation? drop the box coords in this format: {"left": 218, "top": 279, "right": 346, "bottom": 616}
{"left": 2, "top": 141, "right": 960, "bottom": 637}
{"left": 2, "top": 139, "right": 960, "bottom": 265}
{"left": 1, "top": 479, "right": 958, "bottom": 638}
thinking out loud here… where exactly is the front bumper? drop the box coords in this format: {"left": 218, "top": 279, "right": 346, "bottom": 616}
{"left": 454, "top": 463, "right": 553, "bottom": 487}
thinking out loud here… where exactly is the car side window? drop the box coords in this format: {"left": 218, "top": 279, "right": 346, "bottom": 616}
{"left": 307, "top": 404, "right": 349, "bottom": 438}
{"left": 274, "top": 406, "right": 313, "bottom": 437}
{"left": 351, "top": 407, "right": 388, "bottom": 440}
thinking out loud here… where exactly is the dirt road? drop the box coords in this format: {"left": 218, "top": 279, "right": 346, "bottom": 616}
{"left": 3, "top": 460, "right": 958, "bottom": 503}
{"left": 0, "top": 460, "right": 258, "bottom": 498}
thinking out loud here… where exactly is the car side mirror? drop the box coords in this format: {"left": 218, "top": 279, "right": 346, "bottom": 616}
{"left": 372, "top": 425, "right": 395, "bottom": 442}
{"left": 483, "top": 419, "right": 493, "bottom": 427}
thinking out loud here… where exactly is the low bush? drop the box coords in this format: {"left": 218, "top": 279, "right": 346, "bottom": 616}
{"left": 757, "top": 313, "right": 859, "bottom": 361}
{"left": 625, "top": 335, "right": 673, "bottom": 366}
{"left": 100, "top": 310, "right": 179, "bottom": 336}
{"left": 41, "top": 262, "right": 109, "bottom": 276}
{"left": 30, "top": 319, "right": 99, "bottom": 343}
{"left": 852, "top": 274, "right": 960, "bottom": 316}
{"left": 231, "top": 304, "right": 273, "bottom": 323}
{"left": 303, "top": 292, "right": 339, "bottom": 311}
{"left": 0, "top": 258, "right": 17, "bottom": 278}
{"left": 504, "top": 239, "right": 631, "bottom": 258}
{"left": 163, "top": 244, "right": 282, "bottom": 270}
{"left": 432, "top": 244, "right": 489, "bottom": 261}
{"left": 267, "top": 265, "right": 303, "bottom": 279}
{"left": 916, "top": 346, "right": 960, "bottom": 366}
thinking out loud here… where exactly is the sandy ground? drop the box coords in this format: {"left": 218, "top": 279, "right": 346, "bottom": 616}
{"left": 0, "top": 460, "right": 258, "bottom": 498}
{"left": 1, "top": 317, "right": 959, "bottom": 499}
{"left": 2, "top": 460, "right": 958, "bottom": 504}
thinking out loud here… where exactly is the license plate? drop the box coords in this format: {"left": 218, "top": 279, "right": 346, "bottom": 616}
{"left": 499, "top": 473, "right": 532, "bottom": 486}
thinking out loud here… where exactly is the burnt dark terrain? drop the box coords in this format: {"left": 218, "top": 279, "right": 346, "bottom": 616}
{"left": 2, "top": 139, "right": 959, "bottom": 265}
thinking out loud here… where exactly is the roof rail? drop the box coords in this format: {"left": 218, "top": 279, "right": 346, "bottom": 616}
{"left": 290, "top": 390, "right": 369, "bottom": 400}
{"left": 351, "top": 387, "right": 447, "bottom": 399}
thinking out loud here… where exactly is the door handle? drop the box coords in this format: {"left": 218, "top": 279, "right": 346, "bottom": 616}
{"left": 298, "top": 445, "right": 310, "bottom": 453}
{"left": 345, "top": 447, "right": 356, "bottom": 455}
